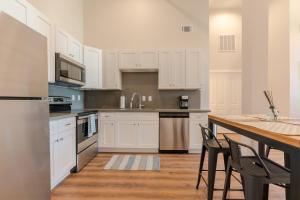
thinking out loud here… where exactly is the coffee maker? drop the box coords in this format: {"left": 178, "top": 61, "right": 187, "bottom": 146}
{"left": 179, "top": 96, "right": 189, "bottom": 109}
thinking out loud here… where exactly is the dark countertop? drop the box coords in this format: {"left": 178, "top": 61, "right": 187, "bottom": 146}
{"left": 93, "top": 108, "right": 211, "bottom": 113}
{"left": 50, "top": 108, "right": 210, "bottom": 121}
{"left": 49, "top": 109, "right": 98, "bottom": 121}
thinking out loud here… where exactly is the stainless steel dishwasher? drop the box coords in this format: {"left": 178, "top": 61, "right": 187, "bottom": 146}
{"left": 159, "top": 112, "right": 189, "bottom": 153}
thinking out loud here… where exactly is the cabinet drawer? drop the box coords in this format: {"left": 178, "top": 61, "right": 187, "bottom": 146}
{"left": 190, "top": 113, "right": 208, "bottom": 121}
{"left": 100, "top": 113, "right": 116, "bottom": 120}
{"left": 58, "top": 117, "right": 76, "bottom": 132}
{"left": 50, "top": 121, "right": 58, "bottom": 135}
{"left": 117, "top": 113, "right": 158, "bottom": 121}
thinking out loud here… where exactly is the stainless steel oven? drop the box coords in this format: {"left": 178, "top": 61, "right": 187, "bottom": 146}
{"left": 55, "top": 53, "right": 85, "bottom": 87}
{"left": 76, "top": 112, "right": 98, "bottom": 172}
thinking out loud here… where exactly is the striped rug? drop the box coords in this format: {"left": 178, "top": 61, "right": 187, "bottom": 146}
{"left": 104, "top": 155, "right": 160, "bottom": 171}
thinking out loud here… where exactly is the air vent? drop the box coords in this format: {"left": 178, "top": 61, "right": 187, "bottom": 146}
{"left": 182, "top": 25, "right": 192, "bottom": 32}
{"left": 219, "top": 35, "right": 236, "bottom": 52}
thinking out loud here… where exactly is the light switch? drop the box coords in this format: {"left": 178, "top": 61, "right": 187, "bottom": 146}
{"left": 78, "top": 95, "right": 81, "bottom": 101}
{"left": 72, "top": 95, "right": 75, "bottom": 101}
{"left": 148, "top": 96, "right": 152, "bottom": 102}
{"left": 142, "top": 96, "right": 146, "bottom": 102}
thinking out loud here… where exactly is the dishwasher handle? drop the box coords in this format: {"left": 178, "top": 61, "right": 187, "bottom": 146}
{"left": 159, "top": 112, "right": 189, "bottom": 118}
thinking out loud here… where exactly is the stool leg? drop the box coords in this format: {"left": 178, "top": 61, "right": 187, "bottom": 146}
{"left": 222, "top": 161, "right": 232, "bottom": 200}
{"left": 263, "top": 184, "right": 269, "bottom": 200}
{"left": 240, "top": 174, "right": 246, "bottom": 197}
{"left": 207, "top": 149, "right": 218, "bottom": 200}
{"left": 223, "top": 152, "right": 229, "bottom": 171}
{"left": 266, "top": 146, "right": 271, "bottom": 157}
{"left": 244, "top": 177, "right": 265, "bottom": 200}
{"left": 196, "top": 145, "right": 207, "bottom": 189}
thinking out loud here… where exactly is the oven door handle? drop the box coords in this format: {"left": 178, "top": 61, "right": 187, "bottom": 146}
{"left": 78, "top": 114, "right": 98, "bottom": 120}
{"left": 77, "top": 115, "right": 98, "bottom": 125}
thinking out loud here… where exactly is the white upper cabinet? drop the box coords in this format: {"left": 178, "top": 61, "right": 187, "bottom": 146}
{"left": 119, "top": 50, "right": 139, "bottom": 69}
{"left": 119, "top": 50, "right": 158, "bottom": 70}
{"left": 172, "top": 49, "right": 186, "bottom": 88}
{"left": 103, "top": 50, "right": 122, "bottom": 90}
{"left": 83, "top": 46, "right": 102, "bottom": 89}
{"left": 69, "top": 37, "right": 83, "bottom": 63}
{"left": 0, "top": 0, "right": 30, "bottom": 25}
{"left": 27, "top": 8, "right": 55, "bottom": 83}
{"left": 139, "top": 50, "right": 158, "bottom": 69}
{"left": 158, "top": 49, "right": 186, "bottom": 89}
{"left": 55, "top": 26, "right": 83, "bottom": 64}
{"left": 55, "top": 27, "right": 69, "bottom": 56}
{"left": 158, "top": 50, "right": 172, "bottom": 89}
{"left": 186, "top": 49, "right": 201, "bottom": 89}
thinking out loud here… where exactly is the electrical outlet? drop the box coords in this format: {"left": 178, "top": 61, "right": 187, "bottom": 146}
{"left": 72, "top": 95, "right": 75, "bottom": 101}
{"left": 77, "top": 95, "right": 81, "bottom": 101}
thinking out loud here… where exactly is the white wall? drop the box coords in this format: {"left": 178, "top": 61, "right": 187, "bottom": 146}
{"left": 242, "top": 0, "right": 269, "bottom": 114}
{"left": 27, "top": 0, "right": 84, "bottom": 42}
{"left": 209, "top": 8, "right": 242, "bottom": 114}
{"left": 210, "top": 8, "right": 242, "bottom": 70}
{"left": 268, "top": 0, "right": 290, "bottom": 116}
{"left": 242, "top": 0, "right": 300, "bottom": 117}
{"left": 289, "top": 0, "right": 300, "bottom": 118}
{"left": 83, "top": 0, "right": 208, "bottom": 49}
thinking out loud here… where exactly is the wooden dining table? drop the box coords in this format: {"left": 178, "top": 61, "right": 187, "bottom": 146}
{"left": 208, "top": 114, "right": 300, "bottom": 200}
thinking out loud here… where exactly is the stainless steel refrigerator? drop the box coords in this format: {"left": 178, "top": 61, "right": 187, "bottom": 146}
{"left": 0, "top": 12, "right": 50, "bottom": 199}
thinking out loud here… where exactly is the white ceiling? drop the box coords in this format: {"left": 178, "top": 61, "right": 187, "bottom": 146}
{"left": 209, "top": 0, "right": 242, "bottom": 9}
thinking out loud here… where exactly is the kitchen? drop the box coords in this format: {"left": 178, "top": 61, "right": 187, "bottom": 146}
{"left": 0, "top": 0, "right": 299, "bottom": 200}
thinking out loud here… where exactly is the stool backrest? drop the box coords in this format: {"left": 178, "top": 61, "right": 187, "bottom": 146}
{"left": 223, "top": 135, "right": 271, "bottom": 177}
{"left": 199, "top": 125, "right": 222, "bottom": 149}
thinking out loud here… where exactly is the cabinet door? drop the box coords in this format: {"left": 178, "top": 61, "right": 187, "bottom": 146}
{"left": 158, "top": 50, "right": 172, "bottom": 89}
{"left": 58, "top": 129, "right": 76, "bottom": 178}
{"left": 28, "top": 9, "right": 55, "bottom": 83}
{"left": 172, "top": 49, "right": 186, "bottom": 89}
{"left": 100, "top": 120, "right": 116, "bottom": 148}
{"left": 103, "top": 51, "right": 121, "bottom": 89}
{"left": 69, "top": 37, "right": 83, "bottom": 63}
{"left": 55, "top": 27, "right": 69, "bottom": 56}
{"left": 139, "top": 50, "right": 158, "bottom": 69}
{"left": 189, "top": 120, "right": 203, "bottom": 151}
{"left": 138, "top": 121, "right": 159, "bottom": 148}
{"left": 0, "top": 0, "right": 30, "bottom": 25}
{"left": 116, "top": 120, "right": 138, "bottom": 148}
{"left": 119, "top": 50, "right": 139, "bottom": 69}
{"left": 50, "top": 134, "right": 59, "bottom": 189}
{"left": 186, "top": 49, "right": 201, "bottom": 89}
{"left": 83, "top": 46, "right": 102, "bottom": 89}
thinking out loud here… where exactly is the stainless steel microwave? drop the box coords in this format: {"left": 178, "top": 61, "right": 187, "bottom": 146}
{"left": 55, "top": 53, "right": 85, "bottom": 87}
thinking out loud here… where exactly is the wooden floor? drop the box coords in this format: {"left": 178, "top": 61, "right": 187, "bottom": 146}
{"left": 51, "top": 151, "right": 286, "bottom": 200}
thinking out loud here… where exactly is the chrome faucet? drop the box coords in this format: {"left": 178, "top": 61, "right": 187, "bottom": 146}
{"left": 130, "top": 92, "right": 144, "bottom": 109}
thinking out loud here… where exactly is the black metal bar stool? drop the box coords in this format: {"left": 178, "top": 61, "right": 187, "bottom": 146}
{"left": 223, "top": 135, "right": 290, "bottom": 200}
{"left": 196, "top": 125, "right": 231, "bottom": 200}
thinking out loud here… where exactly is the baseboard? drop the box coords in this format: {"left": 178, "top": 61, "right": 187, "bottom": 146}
{"left": 98, "top": 147, "right": 159, "bottom": 153}
{"left": 188, "top": 149, "right": 202, "bottom": 154}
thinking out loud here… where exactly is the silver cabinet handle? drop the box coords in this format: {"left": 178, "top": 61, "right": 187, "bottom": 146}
{"left": 65, "top": 123, "right": 71, "bottom": 126}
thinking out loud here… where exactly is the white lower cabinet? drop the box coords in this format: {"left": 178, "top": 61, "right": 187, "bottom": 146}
{"left": 50, "top": 117, "right": 76, "bottom": 189}
{"left": 100, "top": 120, "right": 116, "bottom": 148}
{"left": 138, "top": 121, "right": 159, "bottom": 148}
{"left": 189, "top": 113, "right": 208, "bottom": 153}
{"left": 99, "top": 113, "right": 159, "bottom": 152}
{"left": 116, "top": 120, "right": 138, "bottom": 148}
